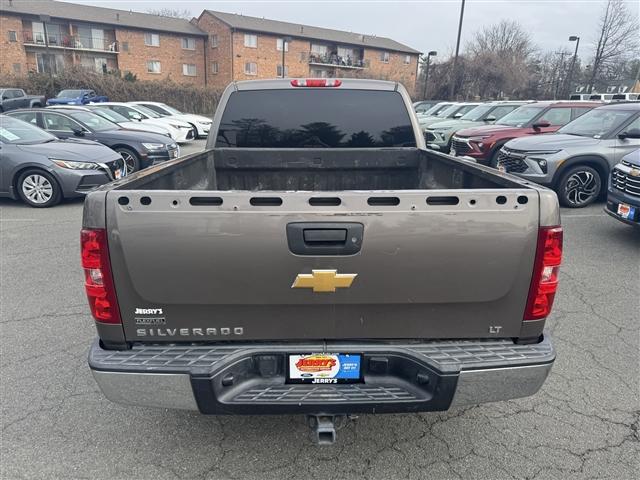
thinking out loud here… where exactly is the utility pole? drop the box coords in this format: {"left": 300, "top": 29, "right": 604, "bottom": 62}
{"left": 422, "top": 51, "right": 437, "bottom": 100}
{"left": 281, "top": 36, "right": 292, "bottom": 78}
{"left": 448, "top": 0, "right": 466, "bottom": 100}
{"left": 565, "top": 36, "right": 580, "bottom": 99}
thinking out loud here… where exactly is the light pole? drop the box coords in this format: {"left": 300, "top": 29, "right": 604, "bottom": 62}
{"left": 565, "top": 35, "right": 580, "bottom": 98}
{"left": 422, "top": 51, "right": 437, "bottom": 100}
{"left": 448, "top": 0, "right": 466, "bottom": 100}
{"left": 281, "top": 36, "right": 292, "bottom": 78}
{"left": 553, "top": 51, "right": 570, "bottom": 99}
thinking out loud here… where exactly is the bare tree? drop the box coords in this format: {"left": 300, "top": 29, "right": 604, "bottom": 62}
{"left": 587, "top": 0, "right": 639, "bottom": 92}
{"left": 146, "top": 8, "right": 192, "bottom": 20}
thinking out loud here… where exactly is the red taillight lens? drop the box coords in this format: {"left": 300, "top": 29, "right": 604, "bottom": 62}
{"left": 81, "top": 228, "right": 121, "bottom": 324}
{"left": 524, "top": 226, "right": 563, "bottom": 321}
{"left": 290, "top": 79, "right": 342, "bottom": 87}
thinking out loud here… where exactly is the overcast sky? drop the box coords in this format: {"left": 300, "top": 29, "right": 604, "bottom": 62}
{"left": 66, "top": 0, "right": 639, "bottom": 60}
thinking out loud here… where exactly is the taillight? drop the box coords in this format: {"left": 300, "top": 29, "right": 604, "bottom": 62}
{"left": 524, "top": 226, "right": 563, "bottom": 321}
{"left": 290, "top": 79, "right": 342, "bottom": 87}
{"left": 81, "top": 228, "right": 121, "bottom": 324}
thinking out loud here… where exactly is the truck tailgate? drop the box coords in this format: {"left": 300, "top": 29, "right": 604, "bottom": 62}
{"left": 106, "top": 189, "right": 539, "bottom": 341}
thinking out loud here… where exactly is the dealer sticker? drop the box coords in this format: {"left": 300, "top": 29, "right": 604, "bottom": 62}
{"left": 288, "top": 353, "right": 362, "bottom": 384}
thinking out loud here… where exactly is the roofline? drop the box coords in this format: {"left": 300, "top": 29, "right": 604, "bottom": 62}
{"left": 2, "top": 5, "right": 207, "bottom": 37}
{"left": 202, "top": 10, "right": 421, "bottom": 54}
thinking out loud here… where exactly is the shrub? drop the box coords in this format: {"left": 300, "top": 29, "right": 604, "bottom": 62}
{"left": 0, "top": 68, "right": 222, "bottom": 115}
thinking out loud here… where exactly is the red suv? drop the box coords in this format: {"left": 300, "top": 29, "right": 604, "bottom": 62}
{"left": 451, "top": 101, "right": 602, "bottom": 166}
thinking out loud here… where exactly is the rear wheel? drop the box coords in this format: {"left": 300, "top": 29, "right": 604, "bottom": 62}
{"left": 556, "top": 165, "right": 602, "bottom": 208}
{"left": 115, "top": 147, "right": 140, "bottom": 175}
{"left": 17, "top": 169, "right": 61, "bottom": 207}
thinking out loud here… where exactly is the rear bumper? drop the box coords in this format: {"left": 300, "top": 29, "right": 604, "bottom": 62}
{"left": 89, "top": 334, "right": 555, "bottom": 414}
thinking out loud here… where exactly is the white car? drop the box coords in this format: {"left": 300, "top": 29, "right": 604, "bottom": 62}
{"left": 97, "top": 102, "right": 195, "bottom": 143}
{"left": 45, "top": 105, "right": 173, "bottom": 137}
{"left": 130, "top": 101, "right": 212, "bottom": 138}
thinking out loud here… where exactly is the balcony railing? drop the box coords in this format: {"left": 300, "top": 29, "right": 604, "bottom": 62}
{"left": 22, "top": 31, "right": 118, "bottom": 53}
{"left": 308, "top": 53, "right": 366, "bottom": 69}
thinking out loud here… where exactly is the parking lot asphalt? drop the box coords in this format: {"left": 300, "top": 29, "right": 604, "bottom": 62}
{"left": 1, "top": 140, "right": 638, "bottom": 480}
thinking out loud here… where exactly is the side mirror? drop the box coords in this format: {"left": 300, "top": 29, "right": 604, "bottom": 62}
{"left": 618, "top": 128, "right": 640, "bottom": 140}
{"left": 131, "top": 113, "right": 142, "bottom": 121}
{"left": 1, "top": 96, "right": 8, "bottom": 101}
{"left": 72, "top": 128, "right": 85, "bottom": 137}
{"left": 453, "top": 113, "right": 463, "bottom": 118}
{"left": 484, "top": 116, "right": 496, "bottom": 123}
{"left": 533, "top": 120, "right": 551, "bottom": 131}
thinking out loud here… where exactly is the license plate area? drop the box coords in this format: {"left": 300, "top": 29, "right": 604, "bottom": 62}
{"left": 617, "top": 202, "right": 635, "bottom": 219}
{"left": 287, "top": 353, "right": 363, "bottom": 384}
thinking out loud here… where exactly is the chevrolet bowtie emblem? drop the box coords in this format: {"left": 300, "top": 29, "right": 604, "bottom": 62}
{"left": 292, "top": 270, "right": 357, "bottom": 293}
{"left": 630, "top": 168, "right": 640, "bottom": 177}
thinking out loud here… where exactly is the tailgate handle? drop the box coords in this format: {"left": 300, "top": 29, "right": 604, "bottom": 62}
{"left": 303, "top": 229, "right": 347, "bottom": 244}
{"left": 287, "top": 222, "right": 363, "bottom": 256}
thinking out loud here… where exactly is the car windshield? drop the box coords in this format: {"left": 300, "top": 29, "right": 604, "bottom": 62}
{"left": 90, "top": 107, "right": 128, "bottom": 123}
{"left": 438, "top": 104, "right": 462, "bottom": 118}
{"left": 133, "top": 105, "right": 161, "bottom": 118}
{"left": 422, "top": 103, "right": 450, "bottom": 116}
{"left": 57, "top": 90, "right": 84, "bottom": 98}
{"left": 558, "top": 108, "right": 637, "bottom": 138}
{"left": 159, "top": 103, "right": 182, "bottom": 115}
{"left": 498, "top": 106, "right": 545, "bottom": 127}
{"left": 0, "top": 116, "right": 57, "bottom": 144}
{"left": 460, "top": 105, "right": 494, "bottom": 121}
{"left": 68, "top": 111, "right": 118, "bottom": 132}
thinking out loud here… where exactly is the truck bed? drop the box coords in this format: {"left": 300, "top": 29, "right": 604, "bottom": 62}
{"left": 117, "top": 147, "right": 525, "bottom": 192}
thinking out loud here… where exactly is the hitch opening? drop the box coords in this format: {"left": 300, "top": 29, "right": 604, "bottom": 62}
{"left": 307, "top": 414, "right": 348, "bottom": 445}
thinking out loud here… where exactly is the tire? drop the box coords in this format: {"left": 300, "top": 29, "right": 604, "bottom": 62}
{"left": 115, "top": 147, "right": 140, "bottom": 174}
{"left": 17, "top": 169, "right": 62, "bottom": 208}
{"left": 556, "top": 165, "right": 602, "bottom": 208}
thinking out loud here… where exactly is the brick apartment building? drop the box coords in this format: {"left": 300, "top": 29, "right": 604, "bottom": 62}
{"left": 0, "top": 0, "right": 421, "bottom": 92}
{"left": 196, "top": 10, "right": 421, "bottom": 92}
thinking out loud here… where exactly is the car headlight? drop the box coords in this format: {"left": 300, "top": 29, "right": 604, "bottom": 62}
{"left": 170, "top": 123, "right": 188, "bottom": 129}
{"left": 468, "top": 135, "right": 492, "bottom": 141}
{"left": 199, "top": 120, "right": 212, "bottom": 126}
{"left": 142, "top": 143, "right": 165, "bottom": 150}
{"left": 50, "top": 159, "right": 99, "bottom": 170}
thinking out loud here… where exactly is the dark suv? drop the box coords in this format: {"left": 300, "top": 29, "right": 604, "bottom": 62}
{"left": 451, "top": 101, "right": 601, "bottom": 166}
{"left": 7, "top": 108, "right": 178, "bottom": 174}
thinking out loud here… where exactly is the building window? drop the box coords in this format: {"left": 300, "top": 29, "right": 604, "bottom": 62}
{"left": 380, "top": 51, "right": 390, "bottom": 63}
{"left": 276, "top": 38, "right": 289, "bottom": 51}
{"left": 244, "top": 34, "right": 257, "bottom": 48}
{"left": 181, "top": 37, "right": 196, "bottom": 50}
{"left": 276, "top": 64, "right": 289, "bottom": 77}
{"left": 210, "top": 34, "right": 218, "bottom": 48}
{"left": 244, "top": 62, "right": 257, "bottom": 75}
{"left": 13, "top": 63, "right": 21, "bottom": 74}
{"left": 147, "top": 60, "right": 161, "bottom": 73}
{"left": 8, "top": 31, "right": 17, "bottom": 42}
{"left": 311, "top": 68, "right": 328, "bottom": 78}
{"left": 211, "top": 62, "right": 219, "bottom": 74}
{"left": 404, "top": 54, "right": 411, "bottom": 64}
{"left": 182, "top": 64, "right": 197, "bottom": 76}
{"left": 121, "top": 41, "right": 129, "bottom": 52}
{"left": 144, "top": 33, "right": 160, "bottom": 47}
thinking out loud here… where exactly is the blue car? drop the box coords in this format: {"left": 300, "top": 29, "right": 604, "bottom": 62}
{"left": 46, "top": 89, "right": 108, "bottom": 106}
{"left": 606, "top": 148, "right": 640, "bottom": 227}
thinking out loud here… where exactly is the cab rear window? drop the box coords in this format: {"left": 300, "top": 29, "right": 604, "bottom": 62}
{"left": 216, "top": 89, "right": 416, "bottom": 148}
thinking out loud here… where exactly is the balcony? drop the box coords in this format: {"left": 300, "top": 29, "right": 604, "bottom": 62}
{"left": 22, "top": 31, "right": 119, "bottom": 53}
{"left": 308, "top": 52, "right": 367, "bottom": 70}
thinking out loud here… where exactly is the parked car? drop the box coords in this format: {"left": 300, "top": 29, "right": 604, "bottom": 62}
{"left": 451, "top": 101, "right": 601, "bottom": 166}
{"left": 46, "top": 89, "right": 108, "bottom": 106}
{"left": 98, "top": 102, "right": 195, "bottom": 143}
{"left": 129, "top": 101, "right": 212, "bottom": 138}
{"left": 569, "top": 94, "right": 592, "bottom": 101}
{"left": 0, "top": 88, "right": 45, "bottom": 112}
{"left": 413, "top": 100, "right": 443, "bottom": 114}
{"left": 425, "top": 101, "right": 530, "bottom": 152}
{"left": 7, "top": 108, "right": 179, "bottom": 174}
{"left": 416, "top": 101, "right": 454, "bottom": 119}
{"left": 84, "top": 78, "right": 562, "bottom": 445}
{"left": 418, "top": 102, "right": 482, "bottom": 129}
{"left": 612, "top": 93, "right": 640, "bottom": 102}
{"left": 497, "top": 102, "right": 640, "bottom": 207}
{"left": 588, "top": 93, "right": 614, "bottom": 102}
{"left": 47, "top": 105, "right": 174, "bottom": 137}
{"left": 0, "top": 115, "right": 124, "bottom": 207}
{"left": 605, "top": 149, "right": 640, "bottom": 226}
